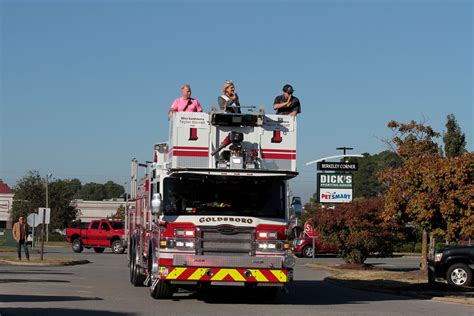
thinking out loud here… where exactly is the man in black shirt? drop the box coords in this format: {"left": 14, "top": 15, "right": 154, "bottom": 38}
{"left": 272, "top": 84, "right": 301, "bottom": 117}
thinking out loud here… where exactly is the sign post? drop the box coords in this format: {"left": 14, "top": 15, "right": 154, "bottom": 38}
{"left": 38, "top": 208, "right": 51, "bottom": 261}
{"left": 304, "top": 221, "right": 316, "bottom": 263}
{"left": 27, "top": 213, "right": 40, "bottom": 248}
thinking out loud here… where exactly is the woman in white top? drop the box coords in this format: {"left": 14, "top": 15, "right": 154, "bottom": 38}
{"left": 217, "top": 80, "right": 241, "bottom": 113}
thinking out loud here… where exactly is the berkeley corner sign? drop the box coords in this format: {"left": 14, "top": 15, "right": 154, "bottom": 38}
{"left": 317, "top": 161, "right": 358, "bottom": 171}
{"left": 317, "top": 173, "right": 353, "bottom": 203}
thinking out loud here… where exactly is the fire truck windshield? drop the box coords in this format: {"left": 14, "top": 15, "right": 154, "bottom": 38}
{"left": 163, "top": 176, "right": 286, "bottom": 218}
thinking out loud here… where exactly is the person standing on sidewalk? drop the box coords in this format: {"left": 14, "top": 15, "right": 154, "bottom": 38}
{"left": 12, "top": 216, "right": 30, "bottom": 260}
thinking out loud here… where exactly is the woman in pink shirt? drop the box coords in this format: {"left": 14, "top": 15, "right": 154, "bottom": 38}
{"left": 168, "top": 84, "right": 203, "bottom": 118}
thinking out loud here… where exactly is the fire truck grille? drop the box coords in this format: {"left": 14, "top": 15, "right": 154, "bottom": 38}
{"left": 197, "top": 226, "right": 254, "bottom": 256}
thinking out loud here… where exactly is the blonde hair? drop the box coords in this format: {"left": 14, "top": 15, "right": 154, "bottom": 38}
{"left": 222, "top": 80, "right": 234, "bottom": 94}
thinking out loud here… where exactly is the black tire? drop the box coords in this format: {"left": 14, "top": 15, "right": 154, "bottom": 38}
{"left": 111, "top": 240, "right": 125, "bottom": 254}
{"left": 446, "top": 263, "right": 472, "bottom": 287}
{"left": 72, "top": 239, "right": 83, "bottom": 253}
{"left": 150, "top": 280, "right": 173, "bottom": 299}
{"left": 302, "top": 245, "right": 314, "bottom": 258}
{"left": 129, "top": 248, "right": 135, "bottom": 283}
{"left": 130, "top": 248, "right": 145, "bottom": 286}
{"left": 94, "top": 247, "right": 105, "bottom": 253}
{"left": 427, "top": 267, "right": 436, "bottom": 284}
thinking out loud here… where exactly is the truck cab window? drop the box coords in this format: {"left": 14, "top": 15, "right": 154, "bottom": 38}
{"left": 90, "top": 222, "right": 99, "bottom": 229}
{"left": 163, "top": 175, "right": 285, "bottom": 218}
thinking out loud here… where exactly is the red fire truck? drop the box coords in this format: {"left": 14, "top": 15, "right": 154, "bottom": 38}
{"left": 127, "top": 110, "right": 298, "bottom": 299}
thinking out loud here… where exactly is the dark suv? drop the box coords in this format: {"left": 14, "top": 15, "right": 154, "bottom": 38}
{"left": 428, "top": 245, "right": 474, "bottom": 287}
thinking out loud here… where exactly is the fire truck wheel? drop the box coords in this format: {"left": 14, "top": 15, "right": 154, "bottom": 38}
{"left": 111, "top": 240, "right": 125, "bottom": 254}
{"left": 150, "top": 280, "right": 173, "bottom": 299}
{"left": 130, "top": 249, "right": 146, "bottom": 286}
{"left": 72, "top": 239, "right": 83, "bottom": 253}
{"left": 93, "top": 247, "right": 105, "bottom": 253}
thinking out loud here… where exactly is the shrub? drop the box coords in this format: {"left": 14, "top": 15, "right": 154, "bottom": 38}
{"left": 394, "top": 242, "right": 416, "bottom": 253}
{"left": 414, "top": 242, "right": 422, "bottom": 253}
{"left": 315, "top": 197, "right": 404, "bottom": 264}
{"left": 48, "top": 233, "right": 67, "bottom": 242}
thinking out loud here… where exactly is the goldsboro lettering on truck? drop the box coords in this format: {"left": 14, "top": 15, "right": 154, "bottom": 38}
{"left": 199, "top": 217, "right": 254, "bottom": 224}
{"left": 127, "top": 110, "right": 298, "bottom": 300}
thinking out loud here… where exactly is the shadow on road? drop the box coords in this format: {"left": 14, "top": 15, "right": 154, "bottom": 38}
{"left": 0, "top": 278, "right": 70, "bottom": 284}
{"left": 0, "top": 269, "right": 74, "bottom": 275}
{"left": 0, "top": 308, "right": 134, "bottom": 316}
{"left": 165, "top": 280, "right": 428, "bottom": 305}
{"left": 0, "top": 294, "right": 103, "bottom": 303}
{"left": 326, "top": 277, "right": 474, "bottom": 300}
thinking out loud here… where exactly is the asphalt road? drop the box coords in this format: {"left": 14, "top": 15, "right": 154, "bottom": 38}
{"left": 0, "top": 247, "right": 472, "bottom": 316}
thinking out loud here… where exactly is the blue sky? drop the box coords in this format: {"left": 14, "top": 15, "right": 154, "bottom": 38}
{"left": 1, "top": 0, "right": 472, "bottom": 203}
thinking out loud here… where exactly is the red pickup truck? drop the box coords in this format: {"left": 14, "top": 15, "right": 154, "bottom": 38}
{"left": 66, "top": 219, "right": 126, "bottom": 254}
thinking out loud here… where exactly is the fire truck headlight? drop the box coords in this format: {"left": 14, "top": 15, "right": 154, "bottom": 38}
{"left": 257, "top": 242, "right": 280, "bottom": 251}
{"left": 283, "top": 255, "right": 296, "bottom": 269}
{"left": 174, "top": 240, "right": 195, "bottom": 249}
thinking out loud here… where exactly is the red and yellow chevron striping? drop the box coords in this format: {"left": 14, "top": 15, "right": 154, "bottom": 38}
{"left": 159, "top": 267, "right": 288, "bottom": 283}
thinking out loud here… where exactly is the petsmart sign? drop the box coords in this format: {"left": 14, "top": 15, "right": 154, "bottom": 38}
{"left": 317, "top": 173, "right": 353, "bottom": 203}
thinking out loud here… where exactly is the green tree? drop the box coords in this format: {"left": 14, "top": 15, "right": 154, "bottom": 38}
{"left": 11, "top": 171, "right": 79, "bottom": 230}
{"left": 103, "top": 181, "right": 125, "bottom": 199}
{"left": 77, "top": 183, "right": 106, "bottom": 200}
{"left": 69, "top": 178, "right": 82, "bottom": 197}
{"left": 351, "top": 151, "right": 402, "bottom": 198}
{"left": 443, "top": 114, "right": 466, "bottom": 158}
{"left": 11, "top": 171, "right": 45, "bottom": 222}
{"left": 76, "top": 181, "right": 125, "bottom": 200}
{"left": 48, "top": 179, "right": 80, "bottom": 230}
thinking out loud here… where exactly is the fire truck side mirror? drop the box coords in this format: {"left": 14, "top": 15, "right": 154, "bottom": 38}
{"left": 151, "top": 193, "right": 162, "bottom": 215}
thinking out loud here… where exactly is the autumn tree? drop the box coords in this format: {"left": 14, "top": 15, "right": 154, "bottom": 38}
{"left": 380, "top": 120, "right": 473, "bottom": 271}
{"left": 443, "top": 114, "right": 466, "bottom": 158}
{"left": 315, "top": 197, "right": 403, "bottom": 264}
{"left": 387, "top": 120, "right": 441, "bottom": 159}
{"left": 381, "top": 154, "right": 473, "bottom": 240}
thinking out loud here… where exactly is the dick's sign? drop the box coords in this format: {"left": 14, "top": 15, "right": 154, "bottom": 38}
{"left": 317, "top": 173, "right": 353, "bottom": 203}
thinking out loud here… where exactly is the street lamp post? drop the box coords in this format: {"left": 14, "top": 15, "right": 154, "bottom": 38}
{"left": 45, "top": 173, "right": 52, "bottom": 242}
